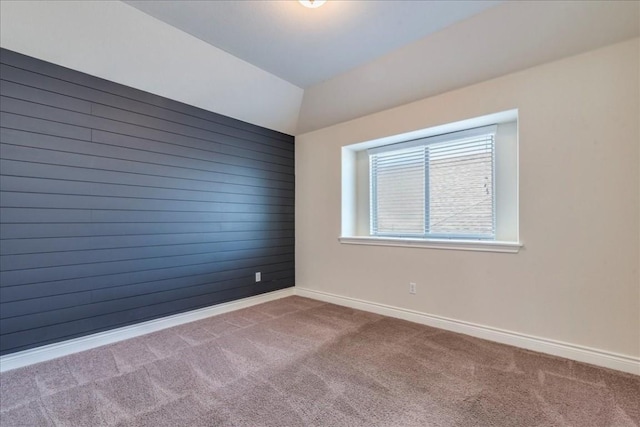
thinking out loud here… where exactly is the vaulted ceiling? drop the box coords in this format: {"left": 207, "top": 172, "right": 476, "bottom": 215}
{"left": 119, "top": 0, "right": 640, "bottom": 133}
{"left": 124, "top": 0, "right": 502, "bottom": 88}
{"left": 1, "top": 1, "right": 638, "bottom": 134}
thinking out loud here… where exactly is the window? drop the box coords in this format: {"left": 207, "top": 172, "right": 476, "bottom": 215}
{"left": 369, "top": 126, "right": 496, "bottom": 240}
{"left": 340, "top": 110, "right": 520, "bottom": 253}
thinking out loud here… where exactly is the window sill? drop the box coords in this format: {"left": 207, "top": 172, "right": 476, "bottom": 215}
{"left": 338, "top": 236, "right": 522, "bottom": 253}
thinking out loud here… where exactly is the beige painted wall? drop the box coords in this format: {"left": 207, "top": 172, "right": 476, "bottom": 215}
{"left": 295, "top": 38, "right": 640, "bottom": 358}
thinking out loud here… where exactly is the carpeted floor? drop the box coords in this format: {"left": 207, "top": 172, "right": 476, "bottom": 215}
{"left": 0, "top": 296, "right": 638, "bottom": 426}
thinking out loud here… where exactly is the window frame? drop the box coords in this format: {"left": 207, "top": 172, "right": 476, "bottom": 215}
{"left": 368, "top": 125, "right": 497, "bottom": 241}
{"left": 339, "top": 109, "right": 522, "bottom": 254}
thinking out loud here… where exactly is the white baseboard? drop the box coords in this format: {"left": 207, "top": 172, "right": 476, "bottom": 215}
{"left": 3, "top": 286, "right": 638, "bottom": 376}
{"left": 0, "top": 288, "right": 294, "bottom": 373}
{"left": 295, "top": 287, "right": 640, "bottom": 375}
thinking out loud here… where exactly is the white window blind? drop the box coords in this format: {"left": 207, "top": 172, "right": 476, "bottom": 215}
{"left": 369, "top": 125, "right": 496, "bottom": 240}
{"left": 370, "top": 146, "right": 425, "bottom": 235}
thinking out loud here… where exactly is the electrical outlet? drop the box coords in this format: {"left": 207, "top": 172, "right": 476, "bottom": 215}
{"left": 255, "top": 272, "right": 261, "bottom": 282}
{"left": 409, "top": 282, "right": 416, "bottom": 294}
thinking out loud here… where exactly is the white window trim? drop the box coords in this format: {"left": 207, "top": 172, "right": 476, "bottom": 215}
{"left": 338, "top": 236, "right": 522, "bottom": 253}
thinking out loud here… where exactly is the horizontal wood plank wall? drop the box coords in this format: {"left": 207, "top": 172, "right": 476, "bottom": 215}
{"left": 0, "top": 48, "right": 295, "bottom": 355}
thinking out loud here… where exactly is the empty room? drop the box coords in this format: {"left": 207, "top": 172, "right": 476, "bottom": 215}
{"left": 0, "top": 0, "right": 638, "bottom": 426}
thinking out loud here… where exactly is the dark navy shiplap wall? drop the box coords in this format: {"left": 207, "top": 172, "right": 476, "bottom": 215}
{"left": 0, "top": 48, "right": 295, "bottom": 355}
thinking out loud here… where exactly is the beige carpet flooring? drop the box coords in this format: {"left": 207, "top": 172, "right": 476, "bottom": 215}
{"left": 0, "top": 296, "right": 638, "bottom": 426}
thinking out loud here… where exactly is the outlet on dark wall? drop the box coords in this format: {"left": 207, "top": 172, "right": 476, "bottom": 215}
{"left": 0, "top": 48, "right": 295, "bottom": 355}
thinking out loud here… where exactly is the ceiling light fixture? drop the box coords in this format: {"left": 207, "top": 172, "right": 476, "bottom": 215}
{"left": 299, "top": 0, "right": 326, "bottom": 9}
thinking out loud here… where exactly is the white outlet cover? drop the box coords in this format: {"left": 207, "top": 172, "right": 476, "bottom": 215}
{"left": 255, "top": 272, "right": 261, "bottom": 282}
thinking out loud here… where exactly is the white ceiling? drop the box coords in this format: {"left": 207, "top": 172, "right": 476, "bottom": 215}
{"left": 2, "top": 1, "right": 638, "bottom": 135}
{"left": 124, "top": 0, "right": 502, "bottom": 88}
{"left": 297, "top": 0, "right": 640, "bottom": 133}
